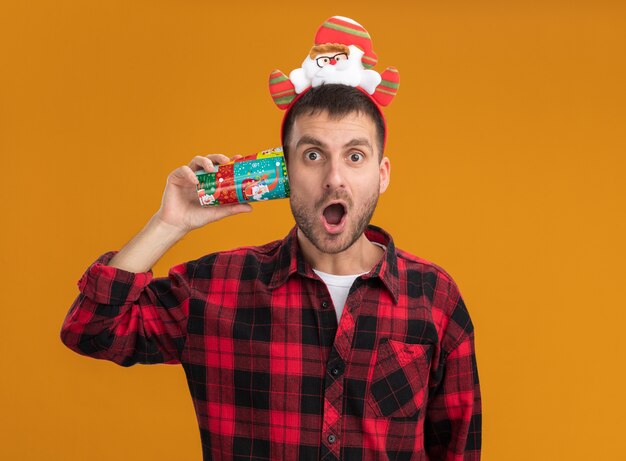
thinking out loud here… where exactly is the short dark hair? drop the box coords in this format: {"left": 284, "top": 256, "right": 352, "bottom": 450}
{"left": 281, "top": 84, "right": 386, "bottom": 161}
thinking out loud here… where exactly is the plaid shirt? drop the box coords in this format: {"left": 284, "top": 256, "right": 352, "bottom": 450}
{"left": 61, "top": 225, "right": 481, "bottom": 460}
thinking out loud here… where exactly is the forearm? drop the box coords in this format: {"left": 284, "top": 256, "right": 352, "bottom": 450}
{"left": 107, "top": 214, "right": 187, "bottom": 273}
{"left": 107, "top": 152, "right": 254, "bottom": 273}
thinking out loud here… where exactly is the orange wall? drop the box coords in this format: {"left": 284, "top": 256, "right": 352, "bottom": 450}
{"left": 1, "top": 1, "right": 625, "bottom": 460}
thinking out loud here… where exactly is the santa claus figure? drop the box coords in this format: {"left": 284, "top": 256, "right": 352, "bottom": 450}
{"left": 241, "top": 161, "right": 282, "bottom": 202}
{"left": 198, "top": 177, "right": 224, "bottom": 206}
{"left": 269, "top": 16, "right": 400, "bottom": 109}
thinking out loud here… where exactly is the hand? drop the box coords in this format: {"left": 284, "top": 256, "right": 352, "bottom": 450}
{"left": 154, "top": 154, "right": 252, "bottom": 233}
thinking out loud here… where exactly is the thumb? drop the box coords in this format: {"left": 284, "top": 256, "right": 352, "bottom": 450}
{"left": 209, "top": 203, "right": 253, "bottom": 220}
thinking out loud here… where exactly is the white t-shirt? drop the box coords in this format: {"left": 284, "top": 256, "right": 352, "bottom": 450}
{"left": 313, "top": 270, "right": 365, "bottom": 322}
{"left": 313, "top": 242, "right": 387, "bottom": 322}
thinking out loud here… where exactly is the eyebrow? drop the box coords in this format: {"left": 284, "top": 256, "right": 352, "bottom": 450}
{"left": 295, "top": 135, "right": 372, "bottom": 150}
{"left": 344, "top": 138, "right": 372, "bottom": 149}
{"left": 295, "top": 135, "right": 327, "bottom": 150}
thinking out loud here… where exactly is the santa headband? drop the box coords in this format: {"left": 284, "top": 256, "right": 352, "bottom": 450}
{"left": 269, "top": 16, "right": 399, "bottom": 148}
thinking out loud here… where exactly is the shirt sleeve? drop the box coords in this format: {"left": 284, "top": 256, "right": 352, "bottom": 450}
{"left": 60, "top": 251, "right": 192, "bottom": 367}
{"left": 424, "top": 279, "right": 482, "bottom": 460}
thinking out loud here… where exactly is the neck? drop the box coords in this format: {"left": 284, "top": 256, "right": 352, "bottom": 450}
{"left": 296, "top": 228, "right": 384, "bottom": 275}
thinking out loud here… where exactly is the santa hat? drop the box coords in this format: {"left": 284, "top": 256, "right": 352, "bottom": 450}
{"left": 314, "top": 16, "right": 378, "bottom": 69}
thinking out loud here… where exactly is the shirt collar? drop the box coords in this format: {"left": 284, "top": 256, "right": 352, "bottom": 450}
{"left": 268, "top": 225, "right": 400, "bottom": 304}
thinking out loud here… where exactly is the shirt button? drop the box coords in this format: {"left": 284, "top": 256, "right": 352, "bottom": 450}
{"left": 327, "top": 434, "right": 336, "bottom": 444}
{"left": 321, "top": 301, "right": 328, "bottom": 308}
{"left": 331, "top": 367, "right": 340, "bottom": 376}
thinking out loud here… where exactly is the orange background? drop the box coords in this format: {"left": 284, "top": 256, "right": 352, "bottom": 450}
{"left": 1, "top": 1, "right": 625, "bottom": 460}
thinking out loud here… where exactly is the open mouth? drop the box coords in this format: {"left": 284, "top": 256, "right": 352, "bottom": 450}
{"left": 322, "top": 202, "right": 347, "bottom": 232}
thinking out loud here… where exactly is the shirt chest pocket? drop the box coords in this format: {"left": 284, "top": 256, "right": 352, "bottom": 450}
{"left": 366, "top": 339, "right": 433, "bottom": 420}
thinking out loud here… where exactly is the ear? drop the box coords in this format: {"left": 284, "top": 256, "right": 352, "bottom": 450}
{"left": 379, "top": 156, "right": 391, "bottom": 194}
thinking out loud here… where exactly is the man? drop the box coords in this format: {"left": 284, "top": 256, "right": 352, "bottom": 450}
{"left": 61, "top": 84, "right": 481, "bottom": 460}
{"left": 61, "top": 18, "right": 481, "bottom": 461}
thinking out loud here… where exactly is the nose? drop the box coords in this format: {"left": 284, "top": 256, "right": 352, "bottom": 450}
{"left": 323, "top": 158, "right": 345, "bottom": 190}
{"left": 329, "top": 58, "right": 337, "bottom": 65}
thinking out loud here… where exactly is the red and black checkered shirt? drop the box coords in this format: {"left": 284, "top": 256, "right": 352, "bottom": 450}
{"left": 61, "top": 225, "right": 481, "bottom": 460}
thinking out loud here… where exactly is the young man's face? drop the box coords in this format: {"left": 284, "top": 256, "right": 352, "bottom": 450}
{"left": 286, "top": 110, "right": 390, "bottom": 255}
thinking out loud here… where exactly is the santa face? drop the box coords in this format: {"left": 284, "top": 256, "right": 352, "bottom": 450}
{"left": 252, "top": 183, "right": 269, "bottom": 199}
{"left": 200, "top": 193, "right": 216, "bottom": 206}
{"left": 301, "top": 45, "right": 366, "bottom": 88}
{"left": 314, "top": 52, "right": 349, "bottom": 68}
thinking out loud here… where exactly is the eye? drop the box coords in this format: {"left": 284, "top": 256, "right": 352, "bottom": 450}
{"left": 349, "top": 152, "right": 364, "bottom": 162}
{"left": 306, "top": 151, "right": 321, "bottom": 161}
{"left": 335, "top": 53, "right": 348, "bottom": 61}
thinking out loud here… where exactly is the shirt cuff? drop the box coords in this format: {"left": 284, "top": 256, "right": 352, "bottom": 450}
{"left": 77, "top": 251, "right": 154, "bottom": 305}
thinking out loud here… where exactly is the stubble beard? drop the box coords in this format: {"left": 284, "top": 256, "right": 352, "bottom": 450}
{"left": 290, "top": 187, "right": 380, "bottom": 255}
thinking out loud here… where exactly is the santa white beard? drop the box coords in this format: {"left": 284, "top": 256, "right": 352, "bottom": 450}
{"left": 289, "top": 45, "right": 381, "bottom": 95}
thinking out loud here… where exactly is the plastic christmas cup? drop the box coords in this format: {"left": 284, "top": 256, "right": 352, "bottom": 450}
{"left": 195, "top": 147, "right": 290, "bottom": 207}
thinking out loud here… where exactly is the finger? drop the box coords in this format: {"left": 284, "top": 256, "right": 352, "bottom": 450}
{"left": 172, "top": 165, "right": 200, "bottom": 185}
{"left": 206, "top": 154, "right": 231, "bottom": 165}
{"left": 185, "top": 166, "right": 200, "bottom": 184}
{"left": 189, "top": 156, "right": 216, "bottom": 173}
{"left": 231, "top": 154, "right": 244, "bottom": 161}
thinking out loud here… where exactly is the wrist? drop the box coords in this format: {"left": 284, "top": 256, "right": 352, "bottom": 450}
{"left": 150, "top": 213, "right": 189, "bottom": 241}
